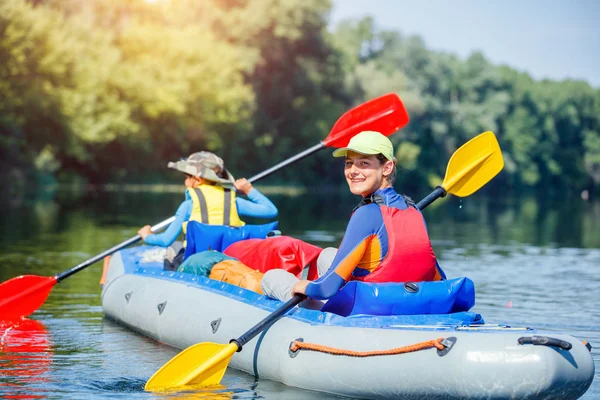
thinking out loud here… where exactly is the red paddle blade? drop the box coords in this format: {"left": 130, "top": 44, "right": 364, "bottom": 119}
{"left": 323, "top": 93, "right": 409, "bottom": 148}
{"left": 0, "top": 275, "right": 57, "bottom": 320}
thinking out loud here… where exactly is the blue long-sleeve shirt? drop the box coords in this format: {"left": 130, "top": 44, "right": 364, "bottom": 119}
{"left": 144, "top": 187, "right": 278, "bottom": 247}
{"left": 306, "top": 187, "right": 445, "bottom": 300}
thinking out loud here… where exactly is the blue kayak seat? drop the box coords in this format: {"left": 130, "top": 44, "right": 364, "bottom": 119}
{"left": 183, "top": 221, "right": 279, "bottom": 260}
{"left": 321, "top": 277, "right": 475, "bottom": 317}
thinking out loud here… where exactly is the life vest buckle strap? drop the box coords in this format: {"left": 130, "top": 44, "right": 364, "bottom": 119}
{"left": 353, "top": 194, "right": 385, "bottom": 212}
{"left": 193, "top": 188, "right": 209, "bottom": 223}
{"left": 223, "top": 188, "right": 232, "bottom": 226}
{"left": 353, "top": 193, "right": 418, "bottom": 211}
{"left": 400, "top": 194, "right": 416, "bottom": 208}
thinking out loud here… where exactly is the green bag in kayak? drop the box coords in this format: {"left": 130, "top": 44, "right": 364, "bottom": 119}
{"left": 177, "top": 250, "right": 237, "bottom": 277}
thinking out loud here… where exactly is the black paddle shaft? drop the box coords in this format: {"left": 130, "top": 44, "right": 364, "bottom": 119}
{"left": 231, "top": 294, "right": 306, "bottom": 350}
{"left": 229, "top": 184, "right": 451, "bottom": 351}
{"left": 416, "top": 186, "right": 447, "bottom": 210}
{"left": 56, "top": 235, "right": 144, "bottom": 282}
{"left": 248, "top": 143, "right": 325, "bottom": 183}
{"left": 55, "top": 217, "right": 176, "bottom": 282}
{"left": 57, "top": 143, "right": 326, "bottom": 283}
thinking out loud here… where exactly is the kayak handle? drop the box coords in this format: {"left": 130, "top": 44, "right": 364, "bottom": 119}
{"left": 518, "top": 335, "right": 572, "bottom": 350}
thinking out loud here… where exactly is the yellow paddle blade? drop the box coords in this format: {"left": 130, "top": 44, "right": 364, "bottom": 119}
{"left": 442, "top": 131, "right": 504, "bottom": 197}
{"left": 144, "top": 342, "right": 238, "bottom": 391}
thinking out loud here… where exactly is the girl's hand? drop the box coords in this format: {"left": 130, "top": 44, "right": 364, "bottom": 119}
{"left": 291, "top": 279, "right": 310, "bottom": 296}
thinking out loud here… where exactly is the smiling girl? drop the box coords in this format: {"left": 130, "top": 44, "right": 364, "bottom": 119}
{"left": 261, "top": 131, "right": 445, "bottom": 303}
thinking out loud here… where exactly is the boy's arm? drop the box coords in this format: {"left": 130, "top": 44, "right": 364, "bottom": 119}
{"left": 236, "top": 188, "right": 278, "bottom": 218}
{"left": 144, "top": 200, "right": 191, "bottom": 246}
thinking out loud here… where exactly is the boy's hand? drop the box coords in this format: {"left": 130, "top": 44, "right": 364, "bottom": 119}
{"left": 138, "top": 225, "right": 153, "bottom": 240}
{"left": 234, "top": 178, "right": 253, "bottom": 195}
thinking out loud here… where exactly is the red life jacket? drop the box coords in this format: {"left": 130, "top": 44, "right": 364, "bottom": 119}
{"left": 353, "top": 195, "right": 440, "bottom": 283}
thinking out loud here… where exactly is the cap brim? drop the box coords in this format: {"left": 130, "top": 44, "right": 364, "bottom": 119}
{"left": 167, "top": 161, "right": 234, "bottom": 184}
{"left": 332, "top": 147, "right": 379, "bottom": 158}
{"left": 167, "top": 161, "right": 195, "bottom": 175}
{"left": 221, "top": 170, "right": 235, "bottom": 184}
{"left": 207, "top": 169, "right": 235, "bottom": 184}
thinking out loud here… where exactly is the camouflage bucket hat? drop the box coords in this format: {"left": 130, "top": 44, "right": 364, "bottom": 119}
{"left": 167, "top": 151, "right": 235, "bottom": 184}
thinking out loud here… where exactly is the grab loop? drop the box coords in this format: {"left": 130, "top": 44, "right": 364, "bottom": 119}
{"left": 518, "top": 335, "right": 572, "bottom": 350}
{"left": 289, "top": 337, "right": 456, "bottom": 358}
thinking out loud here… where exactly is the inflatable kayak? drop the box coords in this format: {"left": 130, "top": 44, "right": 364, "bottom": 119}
{"left": 101, "top": 246, "right": 595, "bottom": 399}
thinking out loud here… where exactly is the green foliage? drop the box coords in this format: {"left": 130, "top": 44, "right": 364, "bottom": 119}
{"left": 330, "top": 17, "right": 600, "bottom": 196}
{"left": 395, "top": 141, "right": 421, "bottom": 172}
{"left": 1, "top": 1, "right": 599, "bottom": 196}
{"left": 1, "top": 0, "right": 255, "bottom": 182}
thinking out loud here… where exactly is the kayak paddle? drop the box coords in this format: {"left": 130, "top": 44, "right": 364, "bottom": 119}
{"left": 0, "top": 217, "right": 175, "bottom": 321}
{"left": 416, "top": 130, "right": 504, "bottom": 209}
{"left": 0, "top": 93, "right": 409, "bottom": 321}
{"left": 144, "top": 130, "right": 504, "bottom": 391}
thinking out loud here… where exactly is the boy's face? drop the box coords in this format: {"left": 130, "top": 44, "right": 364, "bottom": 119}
{"left": 184, "top": 174, "right": 200, "bottom": 188}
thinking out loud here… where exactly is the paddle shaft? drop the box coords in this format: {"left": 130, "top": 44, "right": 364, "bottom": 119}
{"left": 56, "top": 217, "right": 176, "bottom": 282}
{"left": 58, "top": 140, "right": 340, "bottom": 282}
{"left": 416, "top": 186, "right": 447, "bottom": 210}
{"left": 231, "top": 294, "right": 305, "bottom": 349}
{"left": 248, "top": 143, "right": 325, "bottom": 183}
{"left": 247, "top": 101, "right": 406, "bottom": 183}
{"left": 58, "top": 142, "right": 329, "bottom": 282}
{"left": 228, "top": 184, "right": 449, "bottom": 351}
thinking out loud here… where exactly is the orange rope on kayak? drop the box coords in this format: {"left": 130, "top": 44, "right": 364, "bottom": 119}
{"left": 290, "top": 337, "right": 446, "bottom": 357}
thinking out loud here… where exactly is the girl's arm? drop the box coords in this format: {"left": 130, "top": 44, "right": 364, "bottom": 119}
{"left": 305, "top": 205, "right": 381, "bottom": 299}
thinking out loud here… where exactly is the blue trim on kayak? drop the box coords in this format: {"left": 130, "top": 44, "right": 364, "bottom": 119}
{"left": 120, "top": 246, "right": 528, "bottom": 331}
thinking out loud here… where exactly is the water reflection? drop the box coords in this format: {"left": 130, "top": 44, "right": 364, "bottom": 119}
{"left": 0, "top": 319, "right": 51, "bottom": 398}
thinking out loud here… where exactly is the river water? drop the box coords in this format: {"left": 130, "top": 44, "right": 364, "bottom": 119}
{"left": 0, "top": 187, "right": 598, "bottom": 399}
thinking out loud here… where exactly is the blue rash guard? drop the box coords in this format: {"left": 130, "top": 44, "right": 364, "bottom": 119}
{"left": 306, "top": 187, "right": 444, "bottom": 300}
{"left": 144, "top": 188, "right": 278, "bottom": 247}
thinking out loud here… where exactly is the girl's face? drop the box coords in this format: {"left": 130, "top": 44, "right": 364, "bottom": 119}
{"left": 344, "top": 151, "right": 394, "bottom": 197}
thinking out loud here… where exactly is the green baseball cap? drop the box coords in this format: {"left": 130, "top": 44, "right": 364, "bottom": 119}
{"left": 332, "top": 131, "right": 394, "bottom": 161}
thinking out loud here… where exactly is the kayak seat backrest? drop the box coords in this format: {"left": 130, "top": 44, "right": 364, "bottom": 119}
{"left": 183, "top": 221, "right": 279, "bottom": 260}
{"left": 321, "top": 277, "right": 475, "bottom": 317}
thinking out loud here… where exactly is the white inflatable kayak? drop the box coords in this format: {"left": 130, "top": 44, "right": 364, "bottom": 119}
{"left": 101, "top": 246, "right": 595, "bottom": 399}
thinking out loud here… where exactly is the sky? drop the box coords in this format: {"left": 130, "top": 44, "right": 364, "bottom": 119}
{"left": 329, "top": 0, "right": 600, "bottom": 87}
